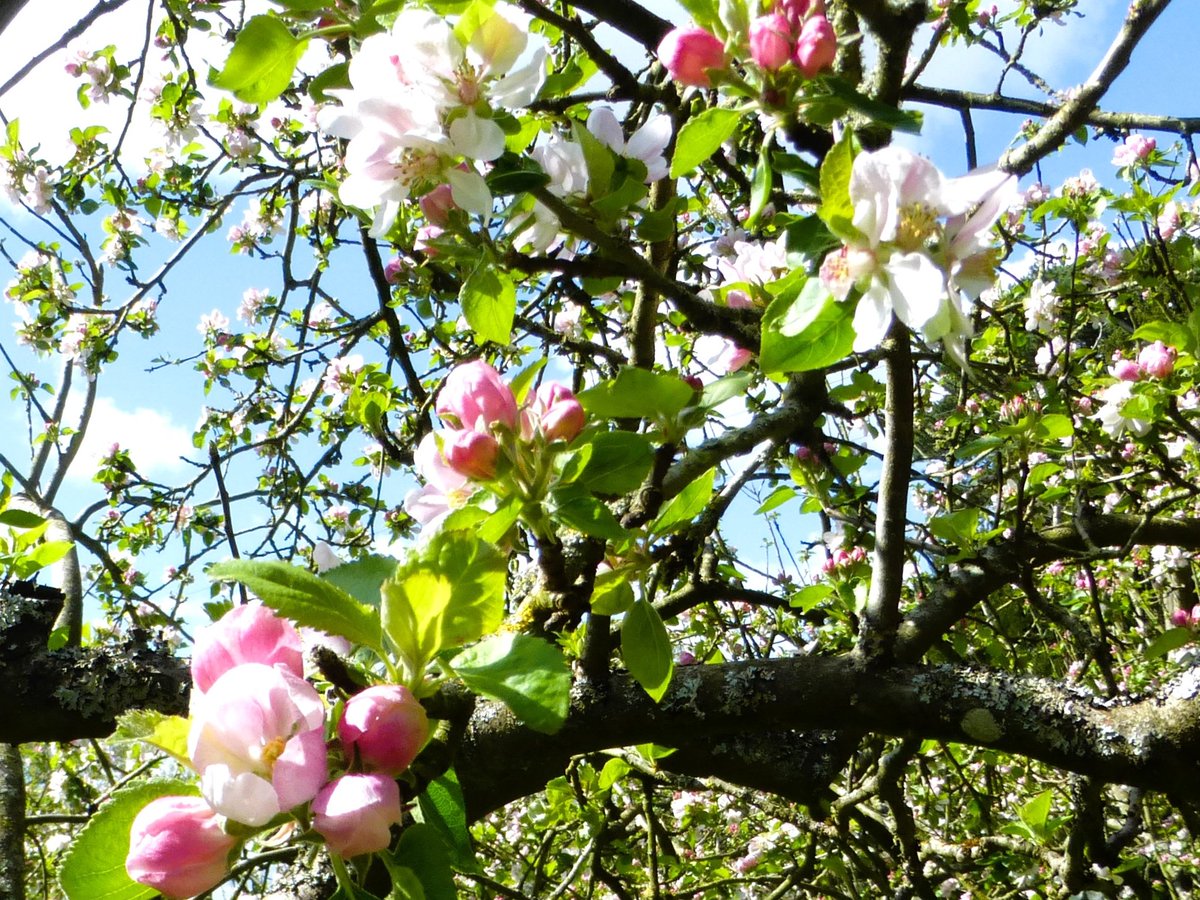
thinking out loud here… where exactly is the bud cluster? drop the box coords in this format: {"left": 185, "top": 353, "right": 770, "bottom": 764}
{"left": 126, "top": 604, "right": 430, "bottom": 898}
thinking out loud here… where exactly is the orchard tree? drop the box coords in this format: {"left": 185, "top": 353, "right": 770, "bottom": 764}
{"left": 1, "top": 0, "right": 1199, "bottom": 897}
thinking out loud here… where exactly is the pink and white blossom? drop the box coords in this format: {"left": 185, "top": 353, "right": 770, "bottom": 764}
{"left": 191, "top": 604, "right": 304, "bottom": 694}
{"left": 657, "top": 26, "right": 725, "bottom": 87}
{"left": 587, "top": 108, "right": 672, "bottom": 183}
{"left": 188, "top": 663, "right": 328, "bottom": 826}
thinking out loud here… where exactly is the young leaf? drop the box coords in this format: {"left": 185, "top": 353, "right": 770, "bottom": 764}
{"left": 760, "top": 284, "right": 855, "bottom": 374}
{"left": 415, "top": 770, "right": 479, "bottom": 872}
{"left": 573, "top": 431, "right": 655, "bottom": 494}
{"left": 451, "top": 632, "right": 572, "bottom": 733}
{"left": 59, "top": 779, "right": 199, "bottom": 900}
{"left": 112, "top": 711, "right": 192, "bottom": 767}
{"left": 386, "top": 824, "right": 458, "bottom": 900}
{"left": 578, "top": 367, "right": 695, "bottom": 422}
{"left": 208, "top": 559, "right": 382, "bottom": 651}
{"left": 622, "top": 600, "right": 673, "bottom": 702}
{"left": 209, "top": 15, "right": 308, "bottom": 105}
{"left": 651, "top": 468, "right": 715, "bottom": 534}
{"left": 817, "top": 129, "right": 857, "bottom": 238}
{"left": 319, "top": 554, "right": 397, "bottom": 609}
{"left": 381, "top": 531, "right": 506, "bottom": 678}
{"left": 550, "top": 488, "right": 629, "bottom": 542}
{"left": 670, "top": 108, "right": 740, "bottom": 177}
{"left": 460, "top": 262, "right": 515, "bottom": 346}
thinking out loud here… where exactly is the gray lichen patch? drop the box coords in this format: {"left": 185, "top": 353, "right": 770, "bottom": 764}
{"left": 960, "top": 707, "right": 1003, "bottom": 743}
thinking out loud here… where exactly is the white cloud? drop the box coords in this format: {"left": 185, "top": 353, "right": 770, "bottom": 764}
{"left": 62, "top": 393, "right": 194, "bottom": 483}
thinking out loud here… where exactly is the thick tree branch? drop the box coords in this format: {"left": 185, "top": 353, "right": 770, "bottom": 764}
{"left": 1000, "top": 0, "right": 1172, "bottom": 176}
{"left": 456, "top": 654, "right": 1200, "bottom": 821}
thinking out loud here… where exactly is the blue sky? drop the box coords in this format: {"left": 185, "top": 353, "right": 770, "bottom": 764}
{"left": 0, "top": 0, "right": 1193, "bottom": 602}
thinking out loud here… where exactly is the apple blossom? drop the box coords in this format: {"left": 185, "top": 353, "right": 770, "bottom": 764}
{"left": 586, "top": 107, "right": 672, "bottom": 183}
{"left": 749, "top": 14, "right": 793, "bottom": 71}
{"left": 312, "top": 773, "right": 403, "bottom": 858}
{"left": 339, "top": 685, "right": 429, "bottom": 775}
{"left": 191, "top": 603, "right": 304, "bottom": 695}
{"left": 404, "top": 431, "right": 475, "bottom": 526}
{"left": 1093, "top": 381, "right": 1151, "bottom": 438}
{"left": 1137, "top": 341, "right": 1176, "bottom": 379}
{"left": 657, "top": 26, "right": 725, "bottom": 87}
{"left": 1112, "top": 133, "right": 1155, "bottom": 168}
{"left": 189, "top": 663, "right": 328, "bottom": 826}
{"left": 126, "top": 796, "right": 238, "bottom": 899}
{"left": 794, "top": 15, "right": 836, "bottom": 78}
{"left": 436, "top": 360, "right": 519, "bottom": 431}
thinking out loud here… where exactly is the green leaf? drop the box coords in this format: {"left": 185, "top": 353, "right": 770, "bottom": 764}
{"left": 208, "top": 559, "right": 382, "bottom": 650}
{"left": 451, "top": 632, "right": 571, "bottom": 733}
{"left": 698, "top": 371, "right": 754, "bottom": 410}
{"left": 790, "top": 583, "right": 833, "bottom": 612}
{"left": 0, "top": 508, "right": 44, "bottom": 528}
{"left": 591, "top": 570, "right": 635, "bottom": 615}
{"left": 550, "top": 488, "right": 629, "bottom": 541}
{"left": 651, "top": 468, "right": 715, "bottom": 534}
{"left": 572, "top": 120, "right": 614, "bottom": 198}
{"left": 308, "top": 61, "right": 350, "bottom": 102}
{"left": 670, "top": 108, "right": 740, "bottom": 178}
{"left": 317, "top": 554, "right": 396, "bottom": 609}
{"left": 459, "top": 263, "right": 515, "bottom": 346}
{"left": 823, "top": 78, "right": 923, "bottom": 134}
{"left": 387, "top": 824, "right": 458, "bottom": 900}
{"left": 1146, "top": 626, "right": 1193, "bottom": 659}
{"left": 26, "top": 540, "right": 74, "bottom": 569}
{"left": 817, "top": 129, "right": 857, "bottom": 239}
{"left": 60, "top": 779, "right": 200, "bottom": 900}
{"left": 761, "top": 282, "right": 855, "bottom": 373}
{"left": 745, "top": 144, "right": 772, "bottom": 230}
{"left": 112, "top": 711, "right": 192, "bottom": 767}
{"left": 1018, "top": 789, "right": 1053, "bottom": 835}
{"left": 598, "top": 757, "right": 631, "bottom": 790}
{"left": 756, "top": 485, "right": 797, "bottom": 514}
{"left": 928, "top": 508, "right": 981, "bottom": 549}
{"left": 1132, "top": 320, "right": 1192, "bottom": 353}
{"left": 622, "top": 600, "right": 673, "bottom": 702}
{"left": 209, "top": 15, "right": 308, "bottom": 105}
{"left": 578, "top": 367, "right": 695, "bottom": 422}
{"left": 415, "top": 770, "right": 478, "bottom": 873}
{"left": 573, "top": 431, "right": 655, "bottom": 494}
{"left": 382, "top": 531, "right": 506, "bottom": 678}
{"left": 1036, "top": 413, "right": 1073, "bottom": 441}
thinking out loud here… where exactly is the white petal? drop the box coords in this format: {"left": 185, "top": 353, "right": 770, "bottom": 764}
{"left": 884, "top": 252, "right": 946, "bottom": 329}
{"left": 851, "top": 282, "right": 893, "bottom": 352}
{"left": 201, "top": 766, "right": 280, "bottom": 827}
{"left": 587, "top": 108, "right": 624, "bottom": 154}
{"left": 445, "top": 168, "right": 493, "bottom": 216}
{"left": 449, "top": 112, "right": 506, "bottom": 161}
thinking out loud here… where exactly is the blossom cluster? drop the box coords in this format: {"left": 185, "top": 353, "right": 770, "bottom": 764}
{"left": 125, "top": 604, "right": 429, "bottom": 899}
{"left": 818, "top": 145, "right": 1018, "bottom": 364}
{"left": 318, "top": 3, "right": 547, "bottom": 236}
{"left": 405, "top": 360, "right": 586, "bottom": 527}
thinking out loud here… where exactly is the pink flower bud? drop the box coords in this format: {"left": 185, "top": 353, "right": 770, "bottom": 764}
{"left": 529, "top": 383, "right": 586, "bottom": 443}
{"left": 126, "top": 796, "right": 238, "bottom": 899}
{"left": 779, "top": 0, "right": 823, "bottom": 29}
{"left": 749, "top": 14, "right": 793, "bottom": 71}
{"left": 794, "top": 15, "right": 836, "bottom": 78}
{"left": 657, "top": 26, "right": 726, "bottom": 88}
{"left": 313, "top": 773, "right": 402, "bottom": 858}
{"left": 419, "top": 183, "right": 456, "bottom": 227}
{"left": 1171, "top": 607, "right": 1192, "bottom": 628}
{"left": 339, "top": 685, "right": 429, "bottom": 776}
{"left": 383, "top": 256, "right": 407, "bottom": 284}
{"left": 442, "top": 428, "right": 499, "bottom": 480}
{"left": 436, "top": 360, "right": 518, "bottom": 432}
{"left": 1111, "top": 358, "right": 1142, "bottom": 382}
{"left": 1137, "top": 341, "right": 1176, "bottom": 379}
{"left": 191, "top": 603, "right": 304, "bottom": 695}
